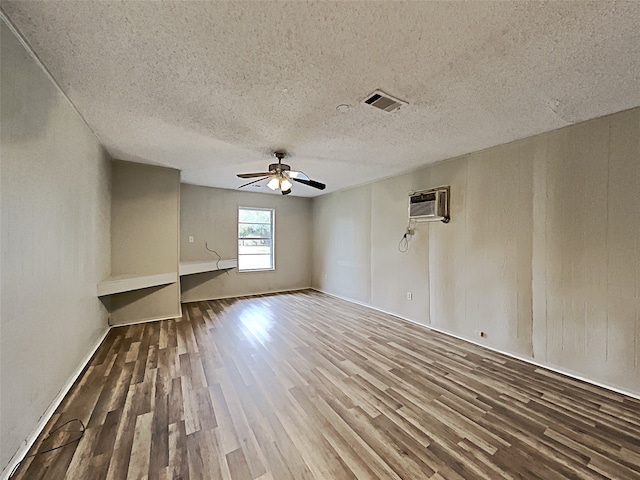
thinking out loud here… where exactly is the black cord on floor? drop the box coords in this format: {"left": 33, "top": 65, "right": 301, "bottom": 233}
{"left": 8, "top": 419, "right": 86, "bottom": 479}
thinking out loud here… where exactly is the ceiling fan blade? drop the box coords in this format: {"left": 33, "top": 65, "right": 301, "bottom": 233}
{"left": 292, "top": 177, "right": 326, "bottom": 190}
{"left": 281, "top": 188, "right": 292, "bottom": 196}
{"left": 287, "top": 170, "right": 310, "bottom": 181}
{"left": 238, "top": 176, "right": 268, "bottom": 189}
{"left": 237, "top": 172, "right": 271, "bottom": 178}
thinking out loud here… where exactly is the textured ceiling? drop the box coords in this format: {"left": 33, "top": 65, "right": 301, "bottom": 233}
{"left": 2, "top": 1, "right": 640, "bottom": 197}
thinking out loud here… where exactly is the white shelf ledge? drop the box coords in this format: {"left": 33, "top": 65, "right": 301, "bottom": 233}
{"left": 179, "top": 259, "right": 238, "bottom": 276}
{"left": 97, "top": 272, "right": 178, "bottom": 297}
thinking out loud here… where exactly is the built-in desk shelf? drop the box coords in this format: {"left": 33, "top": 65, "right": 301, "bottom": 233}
{"left": 97, "top": 272, "right": 178, "bottom": 297}
{"left": 179, "top": 259, "right": 238, "bottom": 276}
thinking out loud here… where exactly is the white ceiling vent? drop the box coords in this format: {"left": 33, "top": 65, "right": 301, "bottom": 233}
{"left": 363, "top": 90, "right": 407, "bottom": 112}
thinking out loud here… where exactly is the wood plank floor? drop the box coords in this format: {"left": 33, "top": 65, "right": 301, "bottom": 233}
{"left": 11, "top": 290, "right": 640, "bottom": 479}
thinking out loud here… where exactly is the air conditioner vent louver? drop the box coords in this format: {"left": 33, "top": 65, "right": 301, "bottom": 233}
{"left": 409, "top": 186, "right": 450, "bottom": 223}
{"left": 363, "top": 90, "right": 407, "bottom": 112}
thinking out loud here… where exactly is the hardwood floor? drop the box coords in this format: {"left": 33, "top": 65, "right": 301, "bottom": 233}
{"left": 11, "top": 290, "right": 640, "bottom": 479}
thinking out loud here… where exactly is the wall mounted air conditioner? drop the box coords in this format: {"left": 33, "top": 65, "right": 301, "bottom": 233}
{"left": 408, "top": 186, "right": 450, "bottom": 223}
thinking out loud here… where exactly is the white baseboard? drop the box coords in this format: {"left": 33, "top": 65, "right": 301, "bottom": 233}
{"left": 1, "top": 327, "right": 111, "bottom": 480}
{"left": 181, "top": 286, "right": 311, "bottom": 304}
{"left": 109, "top": 309, "right": 183, "bottom": 328}
{"left": 5, "top": 287, "right": 636, "bottom": 480}
{"left": 311, "top": 288, "right": 640, "bottom": 401}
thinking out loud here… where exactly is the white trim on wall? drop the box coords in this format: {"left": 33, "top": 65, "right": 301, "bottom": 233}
{"left": 1, "top": 327, "right": 111, "bottom": 480}
{"left": 312, "top": 288, "right": 640, "bottom": 402}
{"left": 108, "top": 309, "right": 183, "bottom": 328}
{"left": 5, "top": 287, "right": 638, "bottom": 480}
{"left": 181, "top": 286, "right": 311, "bottom": 305}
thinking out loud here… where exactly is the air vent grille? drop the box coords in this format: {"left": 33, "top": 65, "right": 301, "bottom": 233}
{"left": 363, "top": 90, "right": 407, "bottom": 112}
{"left": 408, "top": 186, "right": 450, "bottom": 223}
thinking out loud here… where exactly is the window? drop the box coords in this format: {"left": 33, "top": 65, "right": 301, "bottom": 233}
{"left": 238, "top": 207, "right": 274, "bottom": 271}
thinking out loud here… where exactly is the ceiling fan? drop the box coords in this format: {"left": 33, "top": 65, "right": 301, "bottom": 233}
{"left": 237, "top": 151, "right": 326, "bottom": 195}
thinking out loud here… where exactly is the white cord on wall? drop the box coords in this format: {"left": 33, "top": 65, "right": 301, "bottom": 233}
{"left": 398, "top": 221, "right": 416, "bottom": 253}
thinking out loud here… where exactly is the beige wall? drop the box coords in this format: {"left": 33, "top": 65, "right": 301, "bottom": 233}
{"left": 1, "top": 13, "right": 638, "bottom": 475}
{"left": 312, "top": 185, "right": 372, "bottom": 304}
{"left": 111, "top": 161, "right": 180, "bottom": 277}
{"left": 108, "top": 161, "right": 181, "bottom": 325}
{"left": 1, "top": 20, "right": 111, "bottom": 473}
{"left": 312, "top": 107, "right": 640, "bottom": 396}
{"left": 426, "top": 140, "right": 535, "bottom": 356}
{"left": 533, "top": 108, "right": 640, "bottom": 390}
{"left": 180, "top": 184, "right": 312, "bottom": 301}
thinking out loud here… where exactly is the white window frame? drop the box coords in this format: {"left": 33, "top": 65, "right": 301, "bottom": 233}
{"left": 237, "top": 206, "right": 275, "bottom": 272}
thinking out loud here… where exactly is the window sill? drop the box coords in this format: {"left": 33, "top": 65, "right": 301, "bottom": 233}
{"left": 238, "top": 267, "right": 275, "bottom": 273}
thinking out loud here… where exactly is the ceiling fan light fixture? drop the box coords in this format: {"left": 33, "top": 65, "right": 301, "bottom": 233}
{"left": 267, "top": 177, "right": 280, "bottom": 190}
{"left": 237, "top": 150, "right": 326, "bottom": 193}
{"left": 280, "top": 178, "right": 293, "bottom": 191}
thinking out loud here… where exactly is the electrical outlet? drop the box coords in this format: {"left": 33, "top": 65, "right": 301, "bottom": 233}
{"left": 406, "top": 292, "right": 412, "bottom": 300}
{"left": 188, "top": 236, "right": 194, "bottom": 243}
